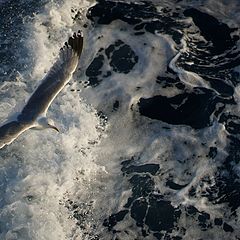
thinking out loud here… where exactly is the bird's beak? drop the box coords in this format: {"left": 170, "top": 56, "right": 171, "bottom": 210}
{"left": 49, "top": 124, "right": 59, "bottom": 132}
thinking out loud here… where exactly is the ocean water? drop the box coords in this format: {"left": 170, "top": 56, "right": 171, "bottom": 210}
{"left": 0, "top": 0, "right": 240, "bottom": 239}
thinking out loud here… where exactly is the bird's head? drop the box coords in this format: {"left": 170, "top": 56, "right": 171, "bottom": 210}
{"left": 39, "top": 117, "right": 59, "bottom": 132}
{"left": 47, "top": 119, "right": 59, "bottom": 132}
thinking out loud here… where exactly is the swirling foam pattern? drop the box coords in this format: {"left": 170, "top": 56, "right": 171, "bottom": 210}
{"left": 0, "top": 0, "right": 240, "bottom": 239}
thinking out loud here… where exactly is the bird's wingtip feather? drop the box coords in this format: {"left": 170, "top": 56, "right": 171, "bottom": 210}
{"left": 67, "top": 30, "right": 83, "bottom": 56}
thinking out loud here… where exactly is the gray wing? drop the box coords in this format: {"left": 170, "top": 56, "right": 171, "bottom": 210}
{"left": 0, "top": 121, "right": 33, "bottom": 149}
{"left": 0, "top": 31, "right": 83, "bottom": 149}
{"left": 18, "top": 31, "right": 84, "bottom": 122}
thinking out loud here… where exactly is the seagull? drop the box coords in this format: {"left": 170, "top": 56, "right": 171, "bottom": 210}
{"left": 0, "top": 31, "right": 83, "bottom": 149}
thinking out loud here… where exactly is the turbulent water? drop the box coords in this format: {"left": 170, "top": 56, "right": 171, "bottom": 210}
{"left": 0, "top": 0, "right": 240, "bottom": 239}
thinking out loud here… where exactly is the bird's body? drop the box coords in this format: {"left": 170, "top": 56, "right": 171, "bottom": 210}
{"left": 0, "top": 31, "right": 83, "bottom": 149}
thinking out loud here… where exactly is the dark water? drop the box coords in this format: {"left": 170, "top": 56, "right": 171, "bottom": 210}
{"left": 0, "top": 0, "right": 240, "bottom": 239}
{"left": 85, "top": 0, "right": 240, "bottom": 239}
{"left": 0, "top": 0, "right": 47, "bottom": 81}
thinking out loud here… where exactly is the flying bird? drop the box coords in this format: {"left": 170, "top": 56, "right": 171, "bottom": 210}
{"left": 0, "top": 31, "right": 83, "bottom": 149}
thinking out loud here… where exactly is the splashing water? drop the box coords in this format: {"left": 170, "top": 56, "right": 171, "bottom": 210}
{"left": 0, "top": 0, "right": 240, "bottom": 239}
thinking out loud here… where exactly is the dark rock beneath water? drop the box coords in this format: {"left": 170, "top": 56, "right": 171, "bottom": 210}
{"left": 178, "top": 8, "right": 239, "bottom": 98}
{"left": 105, "top": 40, "right": 138, "bottom": 74}
{"left": 166, "top": 180, "right": 188, "bottom": 190}
{"left": 87, "top": 0, "right": 185, "bottom": 44}
{"left": 207, "top": 147, "right": 217, "bottom": 159}
{"left": 103, "top": 210, "right": 129, "bottom": 230}
{"left": 145, "top": 195, "right": 181, "bottom": 232}
{"left": 103, "top": 159, "right": 181, "bottom": 238}
{"left": 214, "top": 218, "right": 223, "bottom": 226}
{"left": 121, "top": 163, "right": 160, "bottom": 176}
{"left": 131, "top": 199, "right": 148, "bottom": 227}
{"left": 85, "top": 39, "right": 139, "bottom": 85}
{"left": 130, "top": 174, "right": 155, "bottom": 199}
{"left": 86, "top": 55, "right": 104, "bottom": 77}
{"left": 203, "top": 76, "right": 234, "bottom": 97}
{"left": 186, "top": 206, "right": 212, "bottom": 231}
{"left": 156, "top": 76, "right": 186, "bottom": 90}
{"left": 219, "top": 113, "right": 240, "bottom": 135}
{"left": 138, "top": 87, "right": 220, "bottom": 129}
{"left": 200, "top": 135, "right": 240, "bottom": 214}
{"left": 198, "top": 212, "right": 211, "bottom": 231}
{"left": 223, "top": 222, "right": 234, "bottom": 233}
{"left": 85, "top": 54, "right": 105, "bottom": 86}
{"left": 186, "top": 205, "right": 199, "bottom": 216}
{"left": 184, "top": 8, "right": 238, "bottom": 54}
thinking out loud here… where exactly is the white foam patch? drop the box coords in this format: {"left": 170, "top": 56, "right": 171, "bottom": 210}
{"left": 0, "top": 85, "right": 106, "bottom": 239}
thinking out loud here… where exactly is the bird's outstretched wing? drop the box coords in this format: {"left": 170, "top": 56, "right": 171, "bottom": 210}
{"left": 18, "top": 31, "right": 84, "bottom": 122}
{"left": 0, "top": 121, "right": 33, "bottom": 149}
{"left": 0, "top": 31, "right": 83, "bottom": 149}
